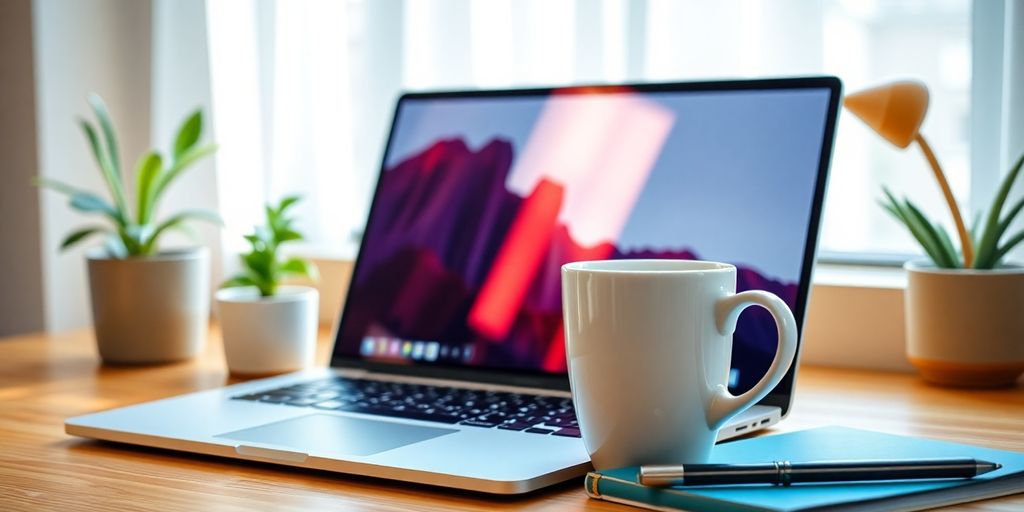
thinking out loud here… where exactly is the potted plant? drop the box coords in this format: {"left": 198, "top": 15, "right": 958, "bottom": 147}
{"left": 845, "top": 81, "right": 1024, "bottom": 387}
{"left": 38, "top": 94, "right": 220, "bottom": 364}
{"left": 217, "top": 196, "right": 319, "bottom": 375}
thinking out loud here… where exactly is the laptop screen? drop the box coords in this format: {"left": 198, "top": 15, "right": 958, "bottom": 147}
{"left": 333, "top": 80, "right": 837, "bottom": 395}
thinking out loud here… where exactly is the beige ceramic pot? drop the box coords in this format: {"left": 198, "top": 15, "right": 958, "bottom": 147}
{"left": 904, "top": 260, "right": 1024, "bottom": 387}
{"left": 87, "top": 248, "right": 210, "bottom": 364}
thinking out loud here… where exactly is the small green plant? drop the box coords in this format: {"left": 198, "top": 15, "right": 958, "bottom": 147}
{"left": 222, "top": 196, "right": 318, "bottom": 297}
{"left": 881, "top": 153, "right": 1024, "bottom": 269}
{"left": 37, "top": 94, "right": 220, "bottom": 257}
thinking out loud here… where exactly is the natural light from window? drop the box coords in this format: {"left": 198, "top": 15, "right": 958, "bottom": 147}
{"left": 208, "top": 0, "right": 972, "bottom": 261}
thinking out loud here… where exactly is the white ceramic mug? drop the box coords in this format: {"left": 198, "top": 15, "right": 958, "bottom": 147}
{"left": 561, "top": 259, "right": 798, "bottom": 470}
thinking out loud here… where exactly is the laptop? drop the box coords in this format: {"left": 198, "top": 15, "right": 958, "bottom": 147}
{"left": 66, "top": 77, "right": 842, "bottom": 494}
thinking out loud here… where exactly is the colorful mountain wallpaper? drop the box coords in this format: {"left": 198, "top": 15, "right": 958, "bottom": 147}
{"left": 335, "top": 87, "right": 831, "bottom": 394}
{"left": 338, "top": 136, "right": 798, "bottom": 393}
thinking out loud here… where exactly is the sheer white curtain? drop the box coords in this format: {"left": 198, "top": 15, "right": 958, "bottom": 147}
{"left": 203, "top": 0, "right": 983, "bottom": 264}
{"left": 206, "top": 0, "right": 358, "bottom": 264}
{"left": 204, "top": 0, "right": 632, "bottom": 262}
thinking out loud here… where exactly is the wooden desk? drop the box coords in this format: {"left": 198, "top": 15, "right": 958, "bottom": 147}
{"left": 1, "top": 327, "right": 1021, "bottom": 511}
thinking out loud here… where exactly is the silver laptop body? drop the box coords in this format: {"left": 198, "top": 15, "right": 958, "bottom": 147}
{"left": 67, "top": 77, "right": 841, "bottom": 494}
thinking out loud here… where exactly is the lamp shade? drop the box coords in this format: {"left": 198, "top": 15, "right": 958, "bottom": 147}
{"left": 844, "top": 81, "right": 929, "bottom": 149}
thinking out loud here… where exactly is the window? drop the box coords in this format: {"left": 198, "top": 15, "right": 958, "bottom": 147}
{"left": 814, "top": 1, "right": 971, "bottom": 259}
{"left": 206, "top": 0, "right": 985, "bottom": 262}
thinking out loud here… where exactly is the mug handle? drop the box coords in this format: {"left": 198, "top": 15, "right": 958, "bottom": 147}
{"left": 706, "top": 290, "right": 799, "bottom": 430}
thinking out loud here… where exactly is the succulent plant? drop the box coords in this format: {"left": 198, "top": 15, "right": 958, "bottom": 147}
{"left": 222, "top": 196, "right": 318, "bottom": 297}
{"left": 37, "top": 94, "right": 220, "bottom": 257}
{"left": 881, "top": 153, "right": 1024, "bottom": 269}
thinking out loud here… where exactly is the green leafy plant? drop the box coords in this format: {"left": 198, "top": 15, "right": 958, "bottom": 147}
{"left": 37, "top": 94, "right": 220, "bottom": 257}
{"left": 881, "top": 153, "right": 1024, "bottom": 269}
{"left": 222, "top": 196, "right": 318, "bottom": 297}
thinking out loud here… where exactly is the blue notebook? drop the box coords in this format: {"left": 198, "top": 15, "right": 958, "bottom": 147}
{"left": 585, "top": 427, "right": 1024, "bottom": 512}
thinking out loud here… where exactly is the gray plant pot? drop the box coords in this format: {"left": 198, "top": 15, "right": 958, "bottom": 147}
{"left": 87, "top": 248, "right": 210, "bottom": 364}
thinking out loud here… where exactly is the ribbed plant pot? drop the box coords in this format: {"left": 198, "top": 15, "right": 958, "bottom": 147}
{"left": 905, "top": 260, "right": 1024, "bottom": 387}
{"left": 87, "top": 248, "right": 210, "bottom": 364}
{"left": 216, "top": 285, "right": 318, "bottom": 376}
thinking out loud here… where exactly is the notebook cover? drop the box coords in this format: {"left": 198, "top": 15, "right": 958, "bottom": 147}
{"left": 584, "top": 426, "right": 1024, "bottom": 512}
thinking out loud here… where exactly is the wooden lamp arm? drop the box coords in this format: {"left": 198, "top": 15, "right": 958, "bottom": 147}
{"left": 915, "top": 133, "right": 974, "bottom": 267}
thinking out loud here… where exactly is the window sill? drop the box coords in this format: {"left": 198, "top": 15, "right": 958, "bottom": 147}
{"left": 803, "top": 263, "right": 913, "bottom": 373}
{"left": 812, "top": 262, "right": 906, "bottom": 289}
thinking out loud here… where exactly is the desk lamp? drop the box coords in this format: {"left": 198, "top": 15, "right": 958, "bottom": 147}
{"left": 843, "top": 81, "right": 974, "bottom": 267}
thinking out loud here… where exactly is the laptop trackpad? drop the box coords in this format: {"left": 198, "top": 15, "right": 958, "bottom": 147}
{"left": 217, "top": 414, "right": 457, "bottom": 457}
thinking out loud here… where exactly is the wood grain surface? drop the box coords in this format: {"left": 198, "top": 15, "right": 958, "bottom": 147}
{"left": 0, "top": 327, "right": 1021, "bottom": 511}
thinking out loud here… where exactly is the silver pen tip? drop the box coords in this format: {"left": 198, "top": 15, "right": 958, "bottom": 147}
{"left": 975, "top": 460, "right": 1001, "bottom": 476}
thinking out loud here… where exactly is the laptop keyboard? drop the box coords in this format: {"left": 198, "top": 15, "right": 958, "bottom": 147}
{"left": 232, "top": 377, "right": 581, "bottom": 437}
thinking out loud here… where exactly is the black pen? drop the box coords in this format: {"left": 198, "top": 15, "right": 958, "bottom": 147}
{"left": 638, "top": 458, "right": 1002, "bottom": 487}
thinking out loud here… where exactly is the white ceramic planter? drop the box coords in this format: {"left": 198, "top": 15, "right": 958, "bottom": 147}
{"left": 87, "top": 248, "right": 210, "bottom": 364}
{"left": 216, "top": 285, "right": 318, "bottom": 375}
{"left": 904, "top": 260, "right": 1024, "bottom": 387}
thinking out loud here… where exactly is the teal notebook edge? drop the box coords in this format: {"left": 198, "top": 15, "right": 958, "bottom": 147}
{"left": 584, "top": 426, "right": 1024, "bottom": 512}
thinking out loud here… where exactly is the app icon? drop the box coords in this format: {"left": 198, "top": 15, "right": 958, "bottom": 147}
{"left": 462, "top": 344, "right": 474, "bottom": 362}
{"left": 412, "top": 341, "right": 425, "bottom": 360}
{"left": 451, "top": 346, "right": 461, "bottom": 359}
{"left": 360, "top": 337, "right": 376, "bottom": 356}
{"left": 389, "top": 339, "right": 401, "bottom": 356}
{"left": 440, "top": 345, "right": 449, "bottom": 358}
{"left": 425, "top": 342, "right": 440, "bottom": 361}
{"left": 376, "top": 337, "right": 389, "bottom": 355}
{"left": 402, "top": 341, "right": 413, "bottom": 357}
